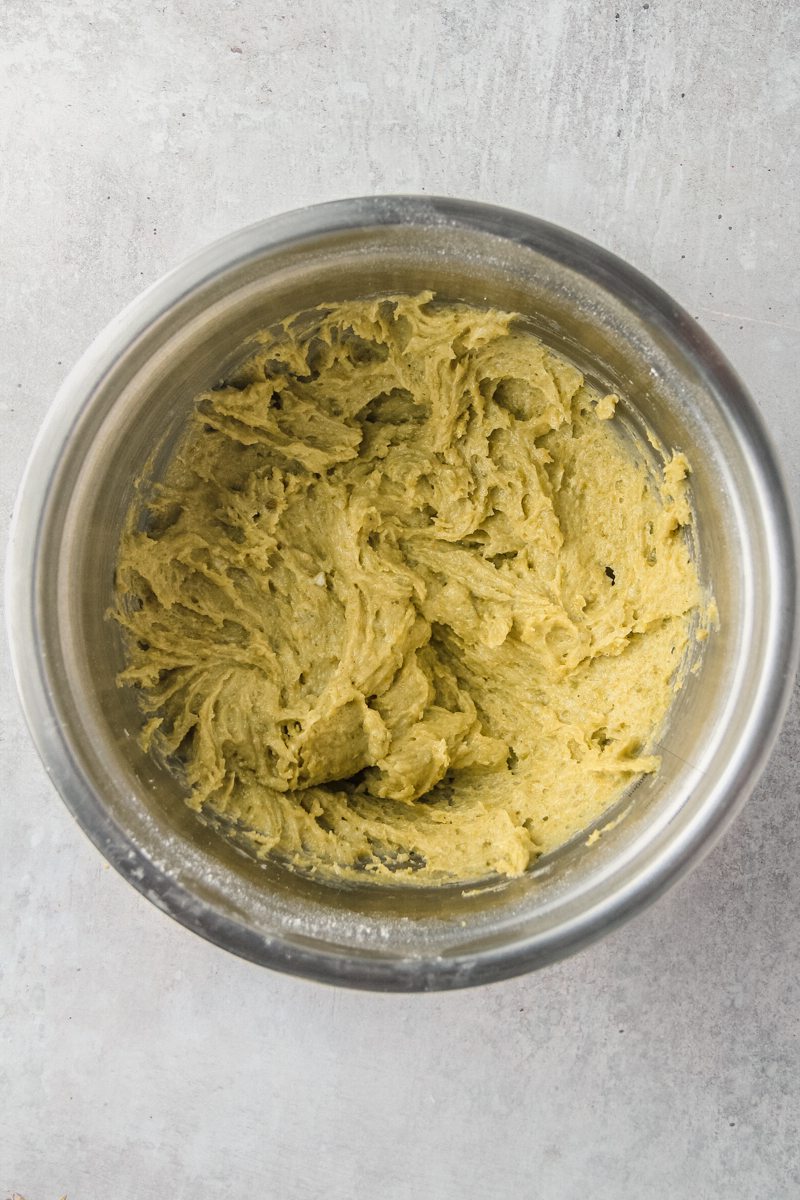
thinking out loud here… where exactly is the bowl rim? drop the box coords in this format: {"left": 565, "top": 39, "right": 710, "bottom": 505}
{"left": 6, "top": 194, "right": 799, "bottom": 991}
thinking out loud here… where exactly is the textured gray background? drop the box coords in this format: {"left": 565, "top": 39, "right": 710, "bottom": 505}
{"left": 2, "top": 2, "right": 799, "bottom": 1197}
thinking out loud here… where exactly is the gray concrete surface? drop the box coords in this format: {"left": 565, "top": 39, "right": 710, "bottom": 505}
{"left": 2, "top": 1, "right": 799, "bottom": 1197}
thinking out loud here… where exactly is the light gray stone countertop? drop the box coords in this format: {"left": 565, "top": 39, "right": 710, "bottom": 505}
{"left": 1, "top": 2, "right": 798, "bottom": 1197}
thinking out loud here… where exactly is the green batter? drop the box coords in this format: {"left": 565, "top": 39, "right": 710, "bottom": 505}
{"left": 113, "top": 293, "right": 701, "bottom": 883}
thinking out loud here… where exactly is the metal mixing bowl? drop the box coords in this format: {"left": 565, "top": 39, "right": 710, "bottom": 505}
{"left": 7, "top": 196, "right": 798, "bottom": 990}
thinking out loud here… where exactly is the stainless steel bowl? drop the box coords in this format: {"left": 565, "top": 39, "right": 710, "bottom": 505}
{"left": 7, "top": 197, "right": 798, "bottom": 991}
